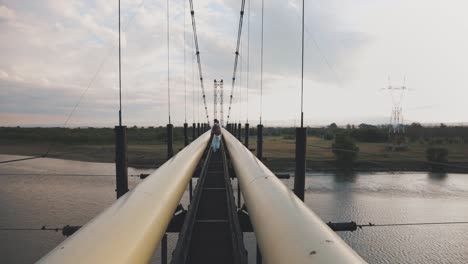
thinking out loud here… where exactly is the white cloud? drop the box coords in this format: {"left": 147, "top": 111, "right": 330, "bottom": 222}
{"left": 0, "top": 5, "right": 15, "bottom": 21}
{"left": 0, "top": 0, "right": 466, "bottom": 127}
{"left": 0, "top": 69, "right": 8, "bottom": 79}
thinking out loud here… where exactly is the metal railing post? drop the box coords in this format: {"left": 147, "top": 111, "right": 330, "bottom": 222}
{"left": 192, "top": 123, "right": 196, "bottom": 141}
{"left": 257, "top": 244, "right": 262, "bottom": 264}
{"left": 184, "top": 123, "right": 189, "bottom": 146}
{"left": 167, "top": 124, "right": 174, "bottom": 159}
{"left": 244, "top": 123, "right": 249, "bottom": 147}
{"left": 161, "top": 234, "right": 167, "bottom": 264}
{"left": 257, "top": 124, "right": 263, "bottom": 160}
{"left": 115, "top": 125, "right": 128, "bottom": 199}
{"left": 294, "top": 127, "right": 307, "bottom": 201}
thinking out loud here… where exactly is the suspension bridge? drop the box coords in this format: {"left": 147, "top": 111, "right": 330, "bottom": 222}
{"left": 27, "top": 0, "right": 369, "bottom": 262}
{"left": 2, "top": 0, "right": 467, "bottom": 263}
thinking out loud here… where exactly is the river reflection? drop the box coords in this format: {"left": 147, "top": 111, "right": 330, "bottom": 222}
{"left": 1, "top": 155, "right": 468, "bottom": 264}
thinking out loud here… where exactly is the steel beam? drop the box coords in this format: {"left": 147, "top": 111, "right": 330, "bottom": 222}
{"left": 38, "top": 132, "right": 211, "bottom": 264}
{"left": 223, "top": 129, "right": 366, "bottom": 264}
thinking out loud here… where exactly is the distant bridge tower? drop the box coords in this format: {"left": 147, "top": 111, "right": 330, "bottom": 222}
{"left": 382, "top": 77, "right": 408, "bottom": 150}
{"left": 213, "top": 79, "right": 224, "bottom": 126}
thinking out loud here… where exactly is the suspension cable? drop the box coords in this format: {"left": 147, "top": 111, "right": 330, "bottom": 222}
{"left": 167, "top": 0, "right": 171, "bottom": 124}
{"left": 188, "top": 0, "right": 210, "bottom": 124}
{"left": 192, "top": 30, "right": 195, "bottom": 124}
{"left": 239, "top": 36, "right": 243, "bottom": 124}
{"left": 0, "top": 173, "right": 144, "bottom": 177}
{"left": 300, "top": 0, "right": 305, "bottom": 128}
{"left": 0, "top": 226, "right": 64, "bottom": 232}
{"left": 184, "top": 0, "right": 187, "bottom": 123}
{"left": 359, "top": 221, "right": 468, "bottom": 228}
{"left": 246, "top": 0, "right": 250, "bottom": 123}
{"left": 118, "top": 0, "right": 122, "bottom": 126}
{"left": 226, "top": 0, "right": 246, "bottom": 124}
{"left": 0, "top": 156, "right": 43, "bottom": 164}
{"left": 259, "top": 0, "right": 264, "bottom": 125}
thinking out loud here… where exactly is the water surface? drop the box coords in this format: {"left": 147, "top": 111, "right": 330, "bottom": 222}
{"left": 1, "top": 155, "right": 467, "bottom": 263}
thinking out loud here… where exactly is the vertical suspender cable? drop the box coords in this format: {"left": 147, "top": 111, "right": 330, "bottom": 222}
{"left": 192, "top": 32, "right": 195, "bottom": 124}
{"left": 118, "top": 0, "right": 122, "bottom": 126}
{"left": 260, "top": 0, "right": 264, "bottom": 125}
{"left": 239, "top": 37, "right": 243, "bottom": 124}
{"left": 184, "top": 0, "right": 187, "bottom": 123}
{"left": 246, "top": 0, "right": 250, "bottom": 123}
{"left": 300, "top": 0, "right": 305, "bottom": 128}
{"left": 167, "top": 0, "right": 171, "bottom": 124}
{"left": 198, "top": 67, "right": 200, "bottom": 123}
{"left": 294, "top": 0, "right": 307, "bottom": 202}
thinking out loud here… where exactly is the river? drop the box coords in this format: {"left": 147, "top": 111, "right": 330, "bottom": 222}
{"left": 1, "top": 154, "right": 467, "bottom": 263}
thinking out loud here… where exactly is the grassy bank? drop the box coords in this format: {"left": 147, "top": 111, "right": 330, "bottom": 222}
{"left": 258, "top": 136, "right": 468, "bottom": 173}
{"left": 1, "top": 127, "right": 467, "bottom": 172}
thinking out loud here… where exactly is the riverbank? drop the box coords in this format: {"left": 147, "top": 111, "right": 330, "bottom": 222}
{"left": 1, "top": 135, "right": 467, "bottom": 173}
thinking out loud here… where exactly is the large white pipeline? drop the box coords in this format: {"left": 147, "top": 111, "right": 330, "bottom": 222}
{"left": 223, "top": 128, "right": 367, "bottom": 264}
{"left": 38, "top": 131, "right": 211, "bottom": 264}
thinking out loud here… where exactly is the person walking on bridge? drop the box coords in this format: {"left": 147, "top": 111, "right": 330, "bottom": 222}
{"left": 211, "top": 119, "right": 222, "bottom": 152}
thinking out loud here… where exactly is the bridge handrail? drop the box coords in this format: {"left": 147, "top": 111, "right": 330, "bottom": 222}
{"left": 223, "top": 128, "right": 367, "bottom": 264}
{"left": 38, "top": 131, "right": 211, "bottom": 264}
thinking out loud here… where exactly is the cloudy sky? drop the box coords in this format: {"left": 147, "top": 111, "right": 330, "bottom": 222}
{"left": 0, "top": 0, "right": 467, "bottom": 127}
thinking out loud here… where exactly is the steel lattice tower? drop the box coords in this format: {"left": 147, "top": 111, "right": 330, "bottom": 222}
{"left": 213, "top": 79, "right": 224, "bottom": 126}
{"left": 383, "top": 79, "right": 408, "bottom": 150}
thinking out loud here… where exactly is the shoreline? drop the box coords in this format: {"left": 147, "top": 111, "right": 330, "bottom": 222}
{"left": 2, "top": 152, "right": 467, "bottom": 174}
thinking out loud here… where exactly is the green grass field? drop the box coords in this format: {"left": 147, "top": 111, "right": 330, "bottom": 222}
{"left": 1, "top": 127, "right": 467, "bottom": 172}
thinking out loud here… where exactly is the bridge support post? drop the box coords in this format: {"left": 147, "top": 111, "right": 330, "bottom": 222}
{"left": 237, "top": 181, "right": 241, "bottom": 208}
{"left": 244, "top": 123, "right": 249, "bottom": 147}
{"left": 294, "top": 127, "right": 307, "bottom": 201}
{"left": 192, "top": 123, "right": 196, "bottom": 141}
{"left": 167, "top": 124, "right": 174, "bottom": 159}
{"left": 189, "top": 179, "right": 193, "bottom": 202}
{"left": 257, "top": 124, "right": 263, "bottom": 160}
{"left": 237, "top": 123, "right": 242, "bottom": 140}
{"left": 233, "top": 123, "right": 237, "bottom": 137}
{"left": 115, "top": 125, "right": 128, "bottom": 199}
{"left": 184, "top": 123, "right": 189, "bottom": 146}
{"left": 257, "top": 244, "right": 262, "bottom": 264}
{"left": 197, "top": 123, "right": 200, "bottom": 137}
{"left": 161, "top": 233, "right": 167, "bottom": 264}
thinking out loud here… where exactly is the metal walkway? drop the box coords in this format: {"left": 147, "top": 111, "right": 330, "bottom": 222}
{"left": 172, "top": 141, "right": 247, "bottom": 264}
